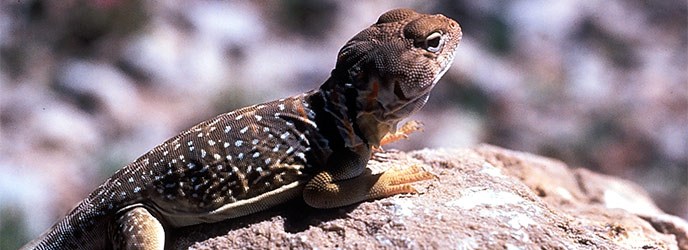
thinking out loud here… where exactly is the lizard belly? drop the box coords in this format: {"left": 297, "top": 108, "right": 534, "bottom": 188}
{"left": 153, "top": 180, "right": 305, "bottom": 227}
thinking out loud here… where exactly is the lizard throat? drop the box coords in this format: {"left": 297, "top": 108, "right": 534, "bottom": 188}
{"left": 317, "top": 76, "right": 408, "bottom": 148}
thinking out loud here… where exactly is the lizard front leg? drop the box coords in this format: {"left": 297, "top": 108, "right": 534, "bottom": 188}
{"left": 379, "top": 120, "right": 424, "bottom": 147}
{"left": 373, "top": 120, "right": 424, "bottom": 154}
{"left": 303, "top": 148, "right": 434, "bottom": 209}
{"left": 112, "top": 207, "right": 165, "bottom": 250}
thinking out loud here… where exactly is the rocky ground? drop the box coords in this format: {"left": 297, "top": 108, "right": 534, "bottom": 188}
{"left": 170, "top": 146, "right": 688, "bottom": 249}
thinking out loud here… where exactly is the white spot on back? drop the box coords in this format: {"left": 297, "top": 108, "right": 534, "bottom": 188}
{"left": 255, "top": 115, "right": 263, "bottom": 121}
{"left": 252, "top": 152, "right": 260, "bottom": 158}
{"left": 278, "top": 103, "right": 286, "bottom": 110}
{"left": 224, "top": 125, "right": 232, "bottom": 133}
{"left": 224, "top": 142, "right": 231, "bottom": 148}
{"left": 208, "top": 139, "right": 216, "bottom": 146}
{"left": 235, "top": 140, "right": 244, "bottom": 147}
{"left": 296, "top": 152, "right": 306, "bottom": 160}
{"left": 235, "top": 115, "right": 244, "bottom": 120}
{"left": 240, "top": 126, "right": 249, "bottom": 134}
{"left": 214, "top": 154, "right": 222, "bottom": 160}
{"left": 252, "top": 139, "right": 260, "bottom": 145}
{"left": 280, "top": 132, "right": 290, "bottom": 139}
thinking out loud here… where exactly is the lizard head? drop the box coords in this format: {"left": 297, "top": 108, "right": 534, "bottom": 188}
{"left": 323, "top": 8, "right": 462, "bottom": 145}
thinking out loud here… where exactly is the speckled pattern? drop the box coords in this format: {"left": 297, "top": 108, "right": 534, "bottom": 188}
{"left": 21, "top": 8, "right": 461, "bottom": 249}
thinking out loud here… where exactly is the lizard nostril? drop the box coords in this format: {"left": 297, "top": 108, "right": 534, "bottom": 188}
{"left": 451, "top": 21, "right": 460, "bottom": 30}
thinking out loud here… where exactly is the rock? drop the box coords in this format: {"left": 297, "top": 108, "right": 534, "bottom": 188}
{"left": 167, "top": 145, "right": 687, "bottom": 249}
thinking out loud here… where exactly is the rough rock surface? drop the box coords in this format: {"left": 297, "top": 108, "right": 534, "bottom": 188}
{"left": 167, "top": 145, "right": 687, "bottom": 249}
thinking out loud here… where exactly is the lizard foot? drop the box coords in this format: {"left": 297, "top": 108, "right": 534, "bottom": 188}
{"left": 303, "top": 165, "right": 435, "bottom": 209}
{"left": 370, "top": 165, "right": 435, "bottom": 197}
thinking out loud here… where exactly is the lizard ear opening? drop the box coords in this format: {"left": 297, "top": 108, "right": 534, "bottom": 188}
{"left": 393, "top": 80, "right": 409, "bottom": 100}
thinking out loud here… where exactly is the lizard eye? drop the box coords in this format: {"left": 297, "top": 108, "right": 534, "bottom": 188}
{"left": 414, "top": 31, "right": 444, "bottom": 53}
{"left": 424, "top": 32, "right": 443, "bottom": 52}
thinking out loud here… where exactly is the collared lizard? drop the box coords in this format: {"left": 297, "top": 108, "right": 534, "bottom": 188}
{"left": 21, "top": 8, "right": 462, "bottom": 249}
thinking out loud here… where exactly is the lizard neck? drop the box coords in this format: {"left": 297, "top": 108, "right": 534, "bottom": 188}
{"left": 315, "top": 76, "right": 391, "bottom": 148}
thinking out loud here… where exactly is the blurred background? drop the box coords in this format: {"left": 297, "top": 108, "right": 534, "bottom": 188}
{"left": 0, "top": 0, "right": 686, "bottom": 248}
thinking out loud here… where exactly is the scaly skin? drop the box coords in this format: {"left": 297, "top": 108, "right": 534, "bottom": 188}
{"left": 21, "top": 8, "right": 462, "bottom": 250}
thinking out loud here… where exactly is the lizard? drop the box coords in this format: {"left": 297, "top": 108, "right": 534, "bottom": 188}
{"left": 21, "top": 8, "right": 462, "bottom": 250}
